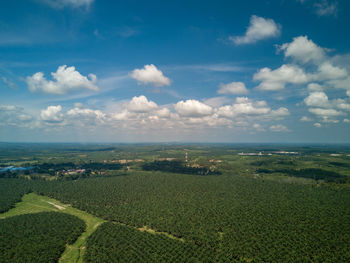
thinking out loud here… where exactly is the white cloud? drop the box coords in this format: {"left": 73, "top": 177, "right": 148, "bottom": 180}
{"left": 127, "top": 95, "right": 158, "bottom": 113}
{"left": 320, "top": 117, "right": 339, "bottom": 123}
{"left": 317, "top": 62, "right": 348, "bottom": 80}
{"left": 111, "top": 110, "right": 130, "bottom": 121}
{"left": 74, "top": 102, "right": 84, "bottom": 108}
{"left": 344, "top": 118, "right": 350, "bottom": 123}
{"left": 27, "top": 65, "right": 98, "bottom": 94}
{"left": 0, "top": 105, "right": 17, "bottom": 111}
{"left": 130, "top": 64, "right": 171, "bottom": 87}
{"left": 304, "top": 91, "right": 330, "bottom": 108}
{"left": 40, "top": 0, "right": 94, "bottom": 9}
{"left": 202, "top": 97, "right": 232, "bottom": 108}
{"left": 307, "top": 83, "right": 323, "bottom": 92}
{"left": 1, "top": 94, "right": 294, "bottom": 139}
{"left": 155, "top": 108, "right": 171, "bottom": 118}
{"left": 217, "top": 82, "right": 248, "bottom": 95}
{"left": 271, "top": 107, "right": 290, "bottom": 117}
{"left": 328, "top": 76, "right": 350, "bottom": 91}
{"left": 279, "top": 36, "right": 326, "bottom": 64}
{"left": 217, "top": 97, "right": 271, "bottom": 118}
{"left": 336, "top": 100, "right": 350, "bottom": 111}
{"left": 67, "top": 107, "right": 106, "bottom": 122}
{"left": 0, "top": 105, "right": 33, "bottom": 127}
{"left": 314, "top": 0, "right": 338, "bottom": 17}
{"left": 270, "top": 124, "right": 290, "bottom": 132}
{"left": 308, "top": 107, "right": 344, "bottom": 117}
{"left": 174, "top": 100, "right": 212, "bottom": 117}
{"left": 252, "top": 123, "right": 266, "bottom": 132}
{"left": 230, "top": 15, "right": 281, "bottom": 45}
{"left": 314, "top": 122, "right": 322, "bottom": 128}
{"left": 300, "top": 116, "right": 313, "bottom": 122}
{"left": 40, "top": 105, "right": 64, "bottom": 123}
{"left": 254, "top": 64, "right": 309, "bottom": 90}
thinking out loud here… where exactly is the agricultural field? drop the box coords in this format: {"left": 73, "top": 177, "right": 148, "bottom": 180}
{"left": 0, "top": 212, "right": 85, "bottom": 263}
{"left": 1, "top": 143, "right": 350, "bottom": 262}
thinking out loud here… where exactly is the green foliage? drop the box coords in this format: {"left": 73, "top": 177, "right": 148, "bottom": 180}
{"left": 30, "top": 173, "right": 350, "bottom": 262}
{"left": 84, "top": 222, "right": 222, "bottom": 263}
{"left": 1, "top": 143, "right": 350, "bottom": 262}
{"left": 35, "top": 162, "right": 124, "bottom": 174}
{"left": 0, "top": 212, "right": 85, "bottom": 263}
{"left": 256, "top": 168, "right": 347, "bottom": 183}
{"left": 0, "top": 178, "right": 31, "bottom": 213}
{"left": 329, "top": 161, "right": 350, "bottom": 168}
{"left": 142, "top": 160, "right": 221, "bottom": 175}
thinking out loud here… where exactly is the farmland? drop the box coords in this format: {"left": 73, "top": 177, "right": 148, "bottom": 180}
{"left": 1, "top": 143, "right": 350, "bottom": 262}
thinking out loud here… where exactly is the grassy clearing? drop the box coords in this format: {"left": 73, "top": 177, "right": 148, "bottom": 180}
{"left": 138, "top": 225, "right": 185, "bottom": 242}
{"left": 0, "top": 193, "right": 105, "bottom": 263}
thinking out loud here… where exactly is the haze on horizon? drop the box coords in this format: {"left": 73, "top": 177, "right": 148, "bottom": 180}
{"left": 1, "top": 0, "right": 350, "bottom": 143}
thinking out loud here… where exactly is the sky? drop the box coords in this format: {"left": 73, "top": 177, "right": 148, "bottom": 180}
{"left": 1, "top": 0, "right": 350, "bottom": 143}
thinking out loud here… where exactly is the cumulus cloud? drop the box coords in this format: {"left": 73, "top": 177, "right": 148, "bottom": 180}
{"left": 336, "top": 100, "right": 350, "bottom": 111}
{"left": 2, "top": 94, "right": 293, "bottom": 138}
{"left": 155, "top": 108, "right": 171, "bottom": 118}
{"left": 27, "top": 65, "right": 98, "bottom": 94}
{"left": 266, "top": 36, "right": 350, "bottom": 106}
{"left": 175, "top": 100, "right": 213, "bottom": 117}
{"left": 230, "top": 15, "right": 281, "bottom": 45}
{"left": 111, "top": 110, "right": 130, "bottom": 121}
{"left": 304, "top": 91, "right": 330, "bottom": 108}
{"left": 320, "top": 117, "right": 339, "bottom": 123}
{"left": 317, "top": 62, "right": 348, "bottom": 80}
{"left": 308, "top": 107, "right": 344, "bottom": 117}
{"left": 217, "top": 97, "right": 271, "bottom": 118}
{"left": 217, "top": 82, "right": 248, "bottom": 95}
{"left": 307, "top": 83, "right": 323, "bottom": 92}
{"left": 278, "top": 36, "right": 349, "bottom": 91}
{"left": 203, "top": 97, "right": 232, "bottom": 108}
{"left": 269, "top": 124, "right": 290, "bottom": 132}
{"left": 327, "top": 76, "right": 350, "bottom": 91}
{"left": 67, "top": 107, "right": 106, "bottom": 122}
{"left": 254, "top": 64, "right": 309, "bottom": 90}
{"left": 271, "top": 107, "right": 290, "bottom": 117}
{"left": 127, "top": 95, "right": 158, "bottom": 113}
{"left": 40, "top": 0, "right": 94, "bottom": 9}
{"left": 314, "top": 122, "right": 322, "bottom": 128}
{"left": 130, "top": 64, "right": 171, "bottom": 87}
{"left": 279, "top": 36, "right": 326, "bottom": 64}
{"left": 40, "top": 105, "right": 64, "bottom": 123}
{"left": 303, "top": 89, "right": 350, "bottom": 123}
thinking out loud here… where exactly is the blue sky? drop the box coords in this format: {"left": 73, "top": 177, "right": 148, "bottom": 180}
{"left": 1, "top": 0, "right": 350, "bottom": 142}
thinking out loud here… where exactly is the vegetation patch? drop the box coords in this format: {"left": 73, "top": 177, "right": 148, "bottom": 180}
{"left": 256, "top": 168, "right": 348, "bottom": 183}
{"left": 0, "top": 212, "right": 85, "bottom": 263}
{"left": 0, "top": 190, "right": 105, "bottom": 263}
{"left": 84, "top": 222, "right": 217, "bottom": 263}
{"left": 142, "top": 160, "right": 221, "bottom": 175}
{"left": 0, "top": 178, "right": 31, "bottom": 213}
